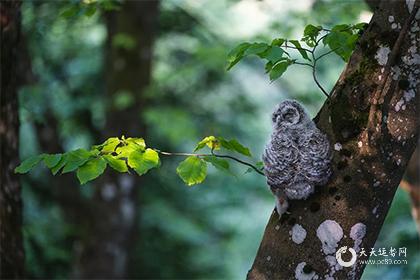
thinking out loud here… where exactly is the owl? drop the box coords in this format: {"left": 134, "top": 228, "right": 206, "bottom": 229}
{"left": 263, "top": 100, "right": 332, "bottom": 217}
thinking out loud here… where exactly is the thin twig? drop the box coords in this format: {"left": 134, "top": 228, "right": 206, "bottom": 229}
{"left": 155, "top": 149, "right": 265, "bottom": 176}
{"left": 311, "top": 50, "right": 330, "bottom": 98}
{"left": 294, "top": 62, "right": 314, "bottom": 68}
{"left": 283, "top": 44, "right": 313, "bottom": 54}
{"left": 315, "top": 48, "right": 338, "bottom": 62}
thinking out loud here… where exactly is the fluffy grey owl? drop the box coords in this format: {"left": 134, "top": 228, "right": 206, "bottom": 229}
{"left": 263, "top": 100, "right": 332, "bottom": 217}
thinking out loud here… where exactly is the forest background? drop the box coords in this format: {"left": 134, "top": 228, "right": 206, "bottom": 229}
{"left": 15, "top": 0, "right": 419, "bottom": 279}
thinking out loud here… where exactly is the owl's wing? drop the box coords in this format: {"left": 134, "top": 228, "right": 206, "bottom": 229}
{"left": 299, "top": 130, "right": 332, "bottom": 185}
{"left": 263, "top": 135, "right": 298, "bottom": 188}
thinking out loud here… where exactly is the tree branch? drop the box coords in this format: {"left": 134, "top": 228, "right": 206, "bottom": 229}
{"left": 156, "top": 150, "right": 265, "bottom": 175}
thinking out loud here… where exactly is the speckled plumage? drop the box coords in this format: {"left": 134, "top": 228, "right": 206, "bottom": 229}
{"left": 263, "top": 100, "right": 332, "bottom": 217}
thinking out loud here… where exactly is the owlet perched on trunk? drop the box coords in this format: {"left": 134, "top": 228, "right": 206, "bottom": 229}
{"left": 263, "top": 100, "right": 332, "bottom": 217}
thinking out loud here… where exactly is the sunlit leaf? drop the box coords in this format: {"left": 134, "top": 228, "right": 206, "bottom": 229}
{"left": 176, "top": 156, "right": 207, "bottom": 186}
{"left": 103, "top": 154, "right": 128, "bottom": 172}
{"left": 125, "top": 137, "right": 146, "bottom": 149}
{"left": 127, "top": 148, "right": 160, "bottom": 175}
{"left": 76, "top": 157, "right": 107, "bottom": 184}
{"left": 101, "top": 137, "right": 120, "bottom": 153}
{"left": 116, "top": 139, "right": 145, "bottom": 158}
{"left": 194, "top": 136, "right": 220, "bottom": 151}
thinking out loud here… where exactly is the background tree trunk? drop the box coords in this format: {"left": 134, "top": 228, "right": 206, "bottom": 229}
{"left": 0, "top": 0, "right": 25, "bottom": 278}
{"left": 248, "top": 1, "right": 419, "bottom": 279}
{"left": 73, "top": 1, "right": 159, "bottom": 278}
{"left": 400, "top": 145, "right": 420, "bottom": 235}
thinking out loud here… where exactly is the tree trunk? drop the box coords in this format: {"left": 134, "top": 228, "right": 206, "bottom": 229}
{"left": 0, "top": 0, "right": 25, "bottom": 278}
{"left": 73, "top": 1, "right": 159, "bottom": 278}
{"left": 248, "top": 1, "right": 419, "bottom": 280}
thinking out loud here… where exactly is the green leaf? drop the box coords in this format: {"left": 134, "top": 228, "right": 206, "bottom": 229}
{"left": 265, "top": 61, "right": 273, "bottom": 73}
{"left": 176, "top": 156, "right": 207, "bottom": 186}
{"left": 323, "top": 30, "right": 358, "bottom": 62}
{"left": 127, "top": 148, "right": 160, "bottom": 175}
{"left": 43, "top": 154, "right": 62, "bottom": 169}
{"left": 51, "top": 157, "right": 67, "bottom": 175}
{"left": 289, "top": 40, "right": 310, "bottom": 61}
{"left": 353, "top": 22, "right": 368, "bottom": 31}
{"left": 101, "top": 137, "right": 120, "bottom": 153}
{"left": 125, "top": 137, "right": 146, "bottom": 148}
{"left": 115, "top": 139, "right": 145, "bottom": 158}
{"left": 76, "top": 157, "right": 107, "bottom": 184}
{"left": 83, "top": 5, "right": 97, "bottom": 17}
{"left": 103, "top": 155, "right": 128, "bottom": 173}
{"left": 203, "top": 156, "right": 234, "bottom": 176}
{"left": 60, "top": 5, "right": 80, "bottom": 18}
{"left": 219, "top": 138, "right": 252, "bottom": 157}
{"left": 194, "top": 136, "right": 220, "bottom": 151}
{"left": 271, "top": 38, "right": 285, "bottom": 47}
{"left": 15, "top": 154, "right": 45, "bottom": 174}
{"left": 264, "top": 46, "right": 285, "bottom": 64}
{"left": 269, "top": 60, "right": 292, "bottom": 81}
{"left": 244, "top": 42, "right": 269, "bottom": 56}
{"left": 62, "top": 149, "right": 92, "bottom": 173}
{"left": 302, "top": 24, "right": 322, "bottom": 47}
{"left": 226, "top": 42, "right": 251, "bottom": 70}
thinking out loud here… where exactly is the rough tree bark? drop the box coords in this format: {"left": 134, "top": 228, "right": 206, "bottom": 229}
{"left": 73, "top": 1, "right": 159, "bottom": 278}
{"left": 248, "top": 1, "right": 419, "bottom": 280}
{"left": 0, "top": 1, "right": 25, "bottom": 278}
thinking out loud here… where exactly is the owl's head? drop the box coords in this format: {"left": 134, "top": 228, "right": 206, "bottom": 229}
{"left": 271, "top": 100, "right": 310, "bottom": 129}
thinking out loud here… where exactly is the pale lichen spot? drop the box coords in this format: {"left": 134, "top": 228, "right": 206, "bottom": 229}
{"left": 350, "top": 223, "right": 367, "bottom": 252}
{"left": 317, "top": 220, "right": 344, "bottom": 255}
{"left": 375, "top": 45, "right": 391, "bottom": 66}
{"left": 295, "top": 262, "right": 318, "bottom": 280}
{"left": 290, "top": 224, "right": 307, "bottom": 244}
{"left": 334, "top": 143, "right": 342, "bottom": 151}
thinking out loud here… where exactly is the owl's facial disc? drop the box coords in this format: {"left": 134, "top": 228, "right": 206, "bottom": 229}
{"left": 280, "top": 106, "right": 300, "bottom": 125}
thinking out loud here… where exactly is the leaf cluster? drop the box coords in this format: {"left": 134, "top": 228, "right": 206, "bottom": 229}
{"left": 16, "top": 135, "right": 263, "bottom": 186}
{"left": 15, "top": 136, "right": 160, "bottom": 184}
{"left": 226, "top": 23, "right": 367, "bottom": 82}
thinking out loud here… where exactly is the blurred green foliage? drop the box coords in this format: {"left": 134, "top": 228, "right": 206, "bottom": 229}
{"left": 18, "top": 0, "right": 419, "bottom": 279}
